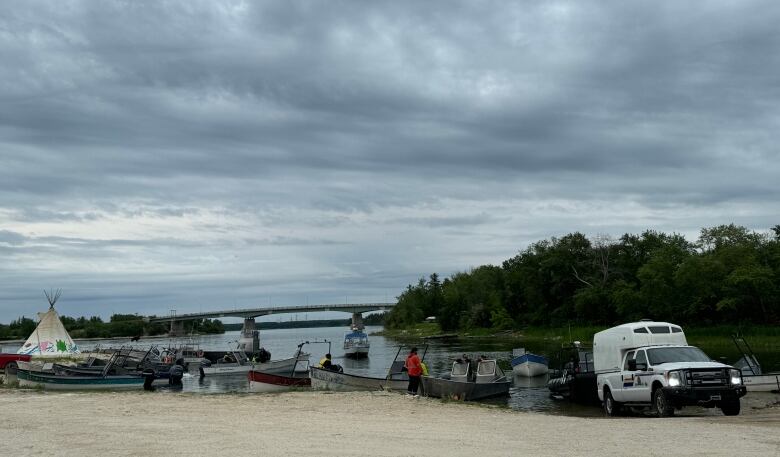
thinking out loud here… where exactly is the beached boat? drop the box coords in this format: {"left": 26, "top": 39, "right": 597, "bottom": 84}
{"left": 17, "top": 369, "right": 145, "bottom": 390}
{"left": 200, "top": 350, "right": 308, "bottom": 376}
{"left": 343, "top": 330, "right": 370, "bottom": 359}
{"left": 422, "top": 359, "right": 510, "bottom": 401}
{"left": 248, "top": 370, "right": 311, "bottom": 392}
{"left": 309, "top": 366, "right": 408, "bottom": 391}
{"left": 733, "top": 336, "right": 780, "bottom": 392}
{"left": 17, "top": 352, "right": 146, "bottom": 390}
{"left": 546, "top": 342, "right": 599, "bottom": 404}
{"left": 510, "top": 348, "right": 549, "bottom": 377}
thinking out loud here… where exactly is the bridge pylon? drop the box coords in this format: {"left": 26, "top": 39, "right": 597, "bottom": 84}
{"left": 351, "top": 312, "right": 364, "bottom": 331}
{"left": 237, "top": 317, "right": 260, "bottom": 353}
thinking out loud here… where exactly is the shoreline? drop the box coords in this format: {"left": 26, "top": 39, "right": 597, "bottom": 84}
{"left": 1, "top": 390, "right": 778, "bottom": 456}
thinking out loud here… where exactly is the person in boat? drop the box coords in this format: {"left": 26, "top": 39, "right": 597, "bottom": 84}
{"left": 222, "top": 353, "right": 235, "bottom": 363}
{"left": 319, "top": 353, "right": 343, "bottom": 373}
{"left": 405, "top": 347, "right": 422, "bottom": 396}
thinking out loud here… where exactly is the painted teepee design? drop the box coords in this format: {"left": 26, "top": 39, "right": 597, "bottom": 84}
{"left": 17, "top": 289, "right": 80, "bottom": 356}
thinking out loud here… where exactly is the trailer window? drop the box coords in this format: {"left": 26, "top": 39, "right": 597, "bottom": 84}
{"left": 649, "top": 326, "right": 671, "bottom": 334}
{"left": 671, "top": 326, "right": 682, "bottom": 333}
{"left": 633, "top": 327, "right": 648, "bottom": 333}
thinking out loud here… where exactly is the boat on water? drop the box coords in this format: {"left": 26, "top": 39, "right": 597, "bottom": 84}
{"left": 510, "top": 348, "right": 549, "bottom": 377}
{"left": 248, "top": 340, "right": 329, "bottom": 392}
{"left": 343, "top": 330, "right": 370, "bottom": 359}
{"left": 546, "top": 342, "right": 598, "bottom": 404}
{"left": 248, "top": 370, "right": 311, "bottom": 392}
{"left": 200, "top": 350, "right": 308, "bottom": 376}
{"left": 422, "top": 358, "right": 510, "bottom": 401}
{"left": 732, "top": 335, "right": 780, "bottom": 392}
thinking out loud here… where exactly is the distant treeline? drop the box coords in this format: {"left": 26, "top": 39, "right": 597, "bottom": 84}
{"left": 223, "top": 313, "right": 385, "bottom": 331}
{"left": 0, "top": 314, "right": 225, "bottom": 340}
{"left": 386, "top": 224, "right": 780, "bottom": 331}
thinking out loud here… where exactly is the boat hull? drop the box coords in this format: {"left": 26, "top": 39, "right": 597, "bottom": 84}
{"left": 547, "top": 372, "right": 599, "bottom": 404}
{"left": 17, "top": 369, "right": 144, "bottom": 390}
{"left": 309, "top": 366, "right": 407, "bottom": 391}
{"left": 511, "top": 353, "right": 549, "bottom": 377}
{"left": 743, "top": 373, "right": 780, "bottom": 392}
{"left": 343, "top": 347, "right": 370, "bottom": 359}
{"left": 248, "top": 370, "right": 311, "bottom": 392}
{"left": 201, "top": 354, "right": 306, "bottom": 376}
{"left": 421, "top": 376, "right": 510, "bottom": 401}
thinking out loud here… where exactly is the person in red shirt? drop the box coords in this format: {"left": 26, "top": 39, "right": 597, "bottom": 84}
{"left": 405, "top": 347, "right": 422, "bottom": 395}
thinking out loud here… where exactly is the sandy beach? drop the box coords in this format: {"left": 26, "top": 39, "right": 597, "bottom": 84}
{"left": 1, "top": 389, "right": 778, "bottom": 456}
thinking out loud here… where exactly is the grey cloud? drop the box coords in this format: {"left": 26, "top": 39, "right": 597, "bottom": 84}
{"left": 1, "top": 1, "right": 779, "bottom": 319}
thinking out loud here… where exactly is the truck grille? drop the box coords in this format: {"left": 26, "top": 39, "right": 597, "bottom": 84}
{"left": 686, "top": 369, "right": 728, "bottom": 387}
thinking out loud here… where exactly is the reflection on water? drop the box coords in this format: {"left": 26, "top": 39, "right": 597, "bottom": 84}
{"left": 3, "top": 325, "right": 776, "bottom": 417}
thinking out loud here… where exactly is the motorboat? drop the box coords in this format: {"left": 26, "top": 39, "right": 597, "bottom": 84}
{"left": 546, "top": 342, "right": 598, "bottom": 404}
{"left": 310, "top": 345, "right": 422, "bottom": 392}
{"left": 343, "top": 330, "right": 370, "bottom": 359}
{"left": 422, "top": 358, "right": 510, "bottom": 401}
{"left": 733, "top": 335, "right": 780, "bottom": 392}
{"left": 16, "top": 351, "right": 146, "bottom": 390}
{"left": 510, "top": 348, "right": 549, "bottom": 377}
{"left": 247, "top": 341, "right": 327, "bottom": 392}
{"left": 200, "top": 350, "right": 309, "bottom": 376}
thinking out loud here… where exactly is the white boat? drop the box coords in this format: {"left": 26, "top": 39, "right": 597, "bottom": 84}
{"left": 309, "top": 366, "right": 407, "bottom": 391}
{"left": 510, "top": 348, "right": 549, "bottom": 377}
{"left": 199, "top": 350, "right": 308, "bottom": 376}
{"left": 732, "top": 335, "right": 780, "bottom": 392}
{"left": 343, "top": 330, "right": 370, "bottom": 359}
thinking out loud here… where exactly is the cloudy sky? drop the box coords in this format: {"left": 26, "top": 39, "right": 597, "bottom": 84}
{"left": 1, "top": 1, "right": 778, "bottom": 322}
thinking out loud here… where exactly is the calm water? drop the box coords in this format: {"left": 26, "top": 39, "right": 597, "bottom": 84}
{"left": 3, "top": 325, "right": 776, "bottom": 416}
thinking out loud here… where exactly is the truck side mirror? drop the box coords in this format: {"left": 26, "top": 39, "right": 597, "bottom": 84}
{"left": 628, "top": 359, "right": 637, "bottom": 371}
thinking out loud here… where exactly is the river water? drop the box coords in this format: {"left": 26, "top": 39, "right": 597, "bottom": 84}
{"left": 3, "top": 325, "right": 776, "bottom": 416}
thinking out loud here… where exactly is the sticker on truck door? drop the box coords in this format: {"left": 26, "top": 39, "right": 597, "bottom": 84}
{"left": 623, "top": 374, "right": 634, "bottom": 387}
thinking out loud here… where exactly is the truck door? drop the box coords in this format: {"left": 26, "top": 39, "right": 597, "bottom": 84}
{"left": 623, "top": 349, "right": 652, "bottom": 402}
{"left": 614, "top": 350, "right": 635, "bottom": 401}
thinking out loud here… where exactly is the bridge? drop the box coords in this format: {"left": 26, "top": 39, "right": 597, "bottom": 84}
{"left": 148, "top": 302, "right": 396, "bottom": 352}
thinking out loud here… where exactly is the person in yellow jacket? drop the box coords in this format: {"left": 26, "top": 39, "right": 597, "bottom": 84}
{"left": 319, "top": 353, "right": 334, "bottom": 370}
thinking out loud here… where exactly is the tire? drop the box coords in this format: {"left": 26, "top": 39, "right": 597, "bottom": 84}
{"left": 720, "top": 399, "right": 740, "bottom": 416}
{"left": 603, "top": 388, "right": 622, "bottom": 417}
{"left": 5, "top": 361, "right": 18, "bottom": 377}
{"left": 653, "top": 388, "right": 675, "bottom": 417}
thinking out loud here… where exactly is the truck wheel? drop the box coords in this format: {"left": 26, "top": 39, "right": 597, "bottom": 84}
{"left": 652, "top": 388, "right": 674, "bottom": 417}
{"left": 720, "top": 399, "right": 740, "bottom": 416}
{"left": 4, "top": 361, "right": 18, "bottom": 377}
{"left": 603, "top": 388, "right": 622, "bottom": 417}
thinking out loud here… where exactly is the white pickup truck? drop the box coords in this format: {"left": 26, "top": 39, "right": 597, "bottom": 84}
{"left": 594, "top": 321, "right": 746, "bottom": 417}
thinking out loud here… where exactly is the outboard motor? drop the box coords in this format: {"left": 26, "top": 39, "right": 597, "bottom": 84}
{"left": 142, "top": 369, "right": 156, "bottom": 391}
{"left": 199, "top": 360, "right": 210, "bottom": 378}
{"left": 169, "top": 360, "right": 185, "bottom": 386}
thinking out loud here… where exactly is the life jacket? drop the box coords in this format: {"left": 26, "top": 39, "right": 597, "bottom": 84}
{"left": 319, "top": 357, "right": 330, "bottom": 368}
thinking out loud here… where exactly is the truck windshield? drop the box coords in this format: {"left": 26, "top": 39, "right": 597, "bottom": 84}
{"left": 647, "top": 347, "right": 711, "bottom": 365}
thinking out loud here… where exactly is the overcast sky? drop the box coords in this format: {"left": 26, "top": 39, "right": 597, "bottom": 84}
{"left": 1, "top": 1, "right": 778, "bottom": 322}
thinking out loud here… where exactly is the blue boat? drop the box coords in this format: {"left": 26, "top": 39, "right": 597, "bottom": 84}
{"left": 511, "top": 348, "right": 549, "bottom": 377}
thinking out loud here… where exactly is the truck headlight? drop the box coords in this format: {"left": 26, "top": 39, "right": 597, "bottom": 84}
{"left": 729, "top": 369, "right": 742, "bottom": 385}
{"left": 668, "top": 370, "right": 683, "bottom": 387}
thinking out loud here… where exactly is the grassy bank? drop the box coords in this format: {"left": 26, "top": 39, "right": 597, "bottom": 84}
{"left": 375, "top": 323, "right": 780, "bottom": 347}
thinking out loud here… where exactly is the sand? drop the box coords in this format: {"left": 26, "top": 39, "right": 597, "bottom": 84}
{"left": 1, "top": 389, "right": 778, "bottom": 456}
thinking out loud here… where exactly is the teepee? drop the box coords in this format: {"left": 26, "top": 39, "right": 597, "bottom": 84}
{"left": 17, "top": 289, "right": 80, "bottom": 356}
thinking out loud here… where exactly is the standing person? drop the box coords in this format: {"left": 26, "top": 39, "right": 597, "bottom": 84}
{"left": 405, "top": 347, "right": 422, "bottom": 396}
